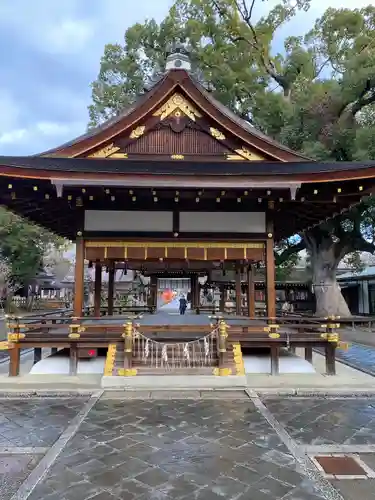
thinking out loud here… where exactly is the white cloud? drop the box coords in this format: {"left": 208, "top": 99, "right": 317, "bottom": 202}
{"left": 0, "top": 92, "right": 21, "bottom": 135}
{"left": 41, "top": 20, "right": 95, "bottom": 55}
{"left": 0, "top": 120, "right": 85, "bottom": 151}
{"left": 0, "top": 129, "right": 27, "bottom": 146}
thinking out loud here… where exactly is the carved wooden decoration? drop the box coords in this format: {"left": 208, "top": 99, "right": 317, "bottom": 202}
{"left": 109, "top": 153, "right": 128, "bottom": 159}
{"left": 153, "top": 93, "right": 202, "bottom": 121}
{"left": 235, "top": 147, "right": 264, "bottom": 161}
{"left": 130, "top": 126, "right": 145, "bottom": 139}
{"left": 88, "top": 143, "right": 120, "bottom": 158}
{"left": 210, "top": 127, "right": 226, "bottom": 140}
{"left": 226, "top": 148, "right": 265, "bottom": 161}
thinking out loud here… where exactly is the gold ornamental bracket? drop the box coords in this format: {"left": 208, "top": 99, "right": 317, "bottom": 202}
{"left": 0, "top": 341, "right": 10, "bottom": 350}
{"left": 68, "top": 324, "right": 86, "bottom": 339}
{"left": 88, "top": 143, "right": 120, "bottom": 158}
{"left": 264, "top": 323, "right": 280, "bottom": 339}
{"left": 130, "top": 126, "right": 145, "bottom": 139}
{"left": 227, "top": 147, "right": 265, "bottom": 161}
{"left": 210, "top": 127, "right": 226, "bottom": 140}
{"left": 153, "top": 93, "right": 202, "bottom": 121}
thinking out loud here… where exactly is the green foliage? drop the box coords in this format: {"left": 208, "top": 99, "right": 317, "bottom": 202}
{"left": 88, "top": 1, "right": 375, "bottom": 271}
{"left": 0, "top": 208, "right": 65, "bottom": 287}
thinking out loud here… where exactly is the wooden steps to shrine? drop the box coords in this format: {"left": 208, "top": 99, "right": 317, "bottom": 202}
{"left": 106, "top": 339, "right": 239, "bottom": 376}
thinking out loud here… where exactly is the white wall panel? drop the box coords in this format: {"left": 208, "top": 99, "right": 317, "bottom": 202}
{"left": 84, "top": 210, "right": 173, "bottom": 232}
{"left": 179, "top": 212, "right": 265, "bottom": 233}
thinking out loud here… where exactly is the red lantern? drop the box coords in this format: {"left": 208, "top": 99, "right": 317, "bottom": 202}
{"left": 162, "top": 289, "right": 174, "bottom": 303}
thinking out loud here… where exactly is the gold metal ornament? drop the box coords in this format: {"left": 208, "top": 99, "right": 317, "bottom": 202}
{"left": 130, "top": 126, "right": 145, "bottom": 139}
{"left": 210, "top": 127, "right": 225, "bottom": 140}
{"left": 234, "top": 147, "right": 264, "bottom": 161}
{"left": 88, "top": 143, "right": 120, "bottom": 158}
{"left": 153, "top": 93, "right": 202, "bottom": 121}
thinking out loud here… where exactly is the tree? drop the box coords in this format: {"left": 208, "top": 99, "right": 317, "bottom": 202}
{"left": 0, "top": 208, "right": 66, "bottom": 293}
{"left": 88, "top": 1, "right": 375, "bottom": 316}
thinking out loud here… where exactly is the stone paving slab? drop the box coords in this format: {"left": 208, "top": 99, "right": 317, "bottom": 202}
{"left": 0, "top": 454, "right": 41, "bottom": 500}
{"left": 27, "top": 398, "right": 325, "bottom": 500}
{"left": 262, "top": 397, "right": 375, "bottom": 446}
{"left": 0, "top": 397, "right": 89, "bottom": 447}
{"left": 10, "top": 394, "right": 375, "bottom": 499}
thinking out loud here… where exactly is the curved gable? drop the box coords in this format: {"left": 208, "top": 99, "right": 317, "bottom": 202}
{"left": 40, "top": 70, "right": 310, "bottom": 163}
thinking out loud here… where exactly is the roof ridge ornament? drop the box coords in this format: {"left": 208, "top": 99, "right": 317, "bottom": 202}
{"left": 165, "top": 38, "right": 192, "bottom": 72}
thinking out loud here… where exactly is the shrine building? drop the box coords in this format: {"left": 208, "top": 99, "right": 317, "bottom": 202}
{"left": 1, "top": 43, "right": 375, "bottom": 320}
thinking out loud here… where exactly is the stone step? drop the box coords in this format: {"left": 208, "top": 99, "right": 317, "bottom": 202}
{"left": 110, "top": 340, "right": 238, "bottom": 376}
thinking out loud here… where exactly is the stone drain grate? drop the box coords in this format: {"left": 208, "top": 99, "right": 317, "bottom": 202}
{"left": 310, "top": 454, "right": 375, "bottom": 480}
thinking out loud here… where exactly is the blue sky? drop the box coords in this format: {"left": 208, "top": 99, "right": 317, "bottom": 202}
{"left": 0, "top": 0, "right": 368, "bottom": 156}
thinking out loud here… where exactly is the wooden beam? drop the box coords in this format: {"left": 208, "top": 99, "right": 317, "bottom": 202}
{"left": 73, "top": 238, "right": 85, "bottom": 317}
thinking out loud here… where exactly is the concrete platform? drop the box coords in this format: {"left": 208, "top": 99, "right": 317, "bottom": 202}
{"left": 101, "top": 374, "right": 248, "bottom": 388}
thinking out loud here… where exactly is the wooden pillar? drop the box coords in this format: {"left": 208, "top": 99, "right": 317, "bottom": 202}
{"left": 107, "top": 263, "right": 115, "bottom": 316}
{"left": 94, "top": 261, "right": 102, "bottom": 317}
{"left": 305, "top": 347, "right": 313, "bottom": 364}
{"left": 150, "top": 275, "right": 157, "bottom": 309}
{"left": 247, "top": 265, "right": 255, "bottom": 318}
{"left": 9, "top": 346, "right": 20, "bottom": 377}
{"left": 266, "top": 217, "right": 276, "bottom": 318}
{"left": 73, "top": 237, "right": 85, "bottom": 317}
{"left": 191, "top": 276, "right": 196, "bottom": 309}
{"left": 270, "top": 346, "right": 280, "bottom": 375}
{"left": 325, "top": 343, "right": 336, "bottom": 375}
{"left": 69, "top": 344, "right": 78, "bottom": 375}
{"left": 193, "top": 275, "right": 200, "bottom": 307}
{"left": 235, "top": 267, "right": 242, "bottom": 315}
{"left": 219, "top": 285, "right": 226, "bottom": 312}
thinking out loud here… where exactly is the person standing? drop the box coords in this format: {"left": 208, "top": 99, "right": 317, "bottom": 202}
{"left": 179, "top": 295, "right": 187, "bottom": 315}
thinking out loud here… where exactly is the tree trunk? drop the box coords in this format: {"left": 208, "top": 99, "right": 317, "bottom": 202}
{"left": 308, "top": 237, "right": 351, "bottom": 318}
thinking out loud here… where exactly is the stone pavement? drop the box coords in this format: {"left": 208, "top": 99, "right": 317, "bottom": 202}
{"left": 329, "top": 342, "right": 375, "bottom": 377}
{"left": 3, "top": 392, "right": 375, "bottom": 499}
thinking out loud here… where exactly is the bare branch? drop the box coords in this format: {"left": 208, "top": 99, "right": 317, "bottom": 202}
{"left": 314, "top": 57, "right": 330, "bottom": 79}
{"left": 275, "top": 240, "right": 306, "bottom": 265}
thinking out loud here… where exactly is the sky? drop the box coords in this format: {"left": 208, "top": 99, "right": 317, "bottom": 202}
{"left": 0, "top": 0, "right": 371, "bottom": 156}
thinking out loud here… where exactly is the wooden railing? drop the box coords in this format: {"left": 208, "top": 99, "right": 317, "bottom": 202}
{"left": 83, "top": 305, "right": 156, "bottom": 316}
{"left": 2, "top": 314, "right": 348, "bottom": 377}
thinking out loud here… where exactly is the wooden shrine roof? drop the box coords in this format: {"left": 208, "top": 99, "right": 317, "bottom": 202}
{"left": 39, "top": 69, "right": 308, "bottom": 162}
{"left": 1, "top": 156, "right": 375, "bottom": 179}
{"left": 1, "top": 68, "right": 375, "bottom": 240}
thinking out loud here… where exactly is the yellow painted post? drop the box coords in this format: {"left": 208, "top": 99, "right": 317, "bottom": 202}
{"left": 321, "top": 315, "right": 340, "bottom": 375}
{"left": 215, "top": 319, "right": 232, "bottom": 376}
{"left": 120, "top": 321, "right": 137, "bottom": 376}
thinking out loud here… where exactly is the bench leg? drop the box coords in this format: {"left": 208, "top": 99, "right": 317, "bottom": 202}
{"left": 69, "top": 344, "right": 78, "bottom": 376}
{"left": 305, "top": 347, "right": 313, "bottom": 364}
{"left": 325, "top": 344, "right": 336, "bottom": 375}
{"left": 270, "top": 346, "right": 279, "bottom": 375}
{"left": 33, "top": 347, "right": 42, "bottom": 365}
{"left": 9, "top": 346, "right": 20, "bottom": 377}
